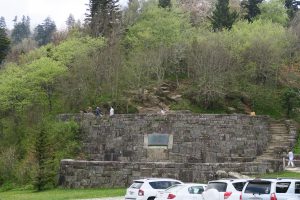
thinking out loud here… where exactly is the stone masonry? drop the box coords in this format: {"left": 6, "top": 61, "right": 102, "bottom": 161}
{"left": 59, "top": 113, "right": 286, "bottom": 188}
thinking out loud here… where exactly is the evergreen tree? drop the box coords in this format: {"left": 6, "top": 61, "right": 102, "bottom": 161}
{"left": 159, "top": 0, "right": 171, "bottom": 8}
{"left": 86, "top": 0, "right": 121, "bottom": 37}
{"left": 0, "top": 17, "right": 10, "bottom": 64}
{"left": 34, "top": 17, "right": 56, "bottom": 46}
{"left": 0, "top": 17, "right": 7, "bottom": 29}
{"left": 123, "top": 0, "right": 141, "bottom": 27}
{"left": 11, "top": 15, "right": 31, "bottom": 44}
{"left": 241, "top": 0, "right": 263, "bottom": 22}
{"left": 34, "top": 127, "right": 50, "bottom": 191}
{"left": 66, "top": 14, "right": 76, "bottom": 30}
{"left": 285, "top": 0, "right": 297, "bottom": 19}
{"left": 211, "top": 0, "right": 238, "bottom": 31}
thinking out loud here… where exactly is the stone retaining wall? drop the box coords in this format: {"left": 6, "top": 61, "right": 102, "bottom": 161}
{"left": 58, "top": 113, "right": 278, "bottom": 188}
{"left": 77, "top": 113, "right": 270, "bottom": 163}
{"left": 59, "top": 159, "right": 280, "bottom": 188}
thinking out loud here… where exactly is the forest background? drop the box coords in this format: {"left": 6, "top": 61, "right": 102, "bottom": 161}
{"left": 0, "top": 0, "right": 300, "bottom": 191}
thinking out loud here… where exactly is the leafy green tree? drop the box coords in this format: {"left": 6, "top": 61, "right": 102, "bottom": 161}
{"left": 241, "top": 0, "right": 263, "bottom": 22}
{"left": 211, "top": 0, "right": 238, "bottom": 31}
{"left": 123, "top": 0, "right": 141, "bottom": 27}
{"left": 34, "top": 17, "right": 56, "bottom": 46}
{"left": 282, "top": 88, "right": 300, "bottom": 118}
{"left": 86, "top": 0, "right": 121, "bottom": 37}
{"left": 228, "top": 19, "right": 292, "bottom": 85}
{"left": 159, "top": 0, "right": 171, "bottom": 8}
{"left": 0, "top": 58, "right": 66, "bottom": 113}
{"left": 123, "top": 3, "right": 192, "bottom": 88}
{"left": 11, "top": 15, "right": 31, "bottom": 44}
{"left": 258, "top": 0, "right": 288, "bottom": 25}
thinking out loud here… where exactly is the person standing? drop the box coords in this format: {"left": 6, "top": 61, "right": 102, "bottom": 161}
{"left": 287, "top": 150, "right": 295, "bottom": 167}
{"left": 95, "top": 107, "right": 101, "bottom": 117}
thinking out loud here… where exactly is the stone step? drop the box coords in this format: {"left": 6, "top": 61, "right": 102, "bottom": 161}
{"left": 270, "top": 126, "right": 288, "bottom": 129}
{"left": 266, "top": 146, "right": 289, "bottom": 150}
{"left": 270, "top": 132, "right": 289, "bottom": 135}
{"left": 223, "top": 157, "right": 255, "bottom": 162}
{"left": 241, "top": 171, "right": 262, "bottom": 176}
{"left": 270, "top": 123, "right": 287, "bottom": 127}
{"left": 271, "top": 135, "right": 293, "bottom": 139}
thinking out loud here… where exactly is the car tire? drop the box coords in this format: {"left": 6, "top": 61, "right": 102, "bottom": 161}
{"left": 148, "top": 197, "right": 155, "bottom": 200}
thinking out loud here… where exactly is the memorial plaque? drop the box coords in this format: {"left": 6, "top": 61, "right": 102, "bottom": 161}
{"left": 148, "top": 133, "right": 169, "bottom": 146}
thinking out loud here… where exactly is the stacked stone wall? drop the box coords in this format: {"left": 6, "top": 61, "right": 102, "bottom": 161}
{"left": 59, "top": 159, "right": 281, "bottom": 188}
{"left": 59, "top": 113, "right": 276, "bottom": 188}
{"left": 79, "top": 113, "right": 270, "bottom": 163}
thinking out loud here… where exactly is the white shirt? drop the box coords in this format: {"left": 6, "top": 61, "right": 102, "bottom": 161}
{"left": 110, "top": 107, "right": 114, "bottom": 116}
{"left": 288, "top": 151, "right": 294, "bottom": 161}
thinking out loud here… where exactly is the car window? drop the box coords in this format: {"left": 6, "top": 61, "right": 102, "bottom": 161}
{"left": 245, "top": 181, "right": 271, "bottom": 194}
{"left": 188, "top": 186, "right": 205, "bottom": 194}
{"left": 130, "top": 181, "right": 144, "bottom": 189}
{"left": 165, "top": 184, "right": 185, "bottom": 192}
{"left": 149, "top": 181, "right": 179, "bottom": 189}
{"left": 295, "top": 182, "right": 300, "bottom": 194}
{"left": 276, "top": 182, "right": 291, "bottom": 193}
{"left": 232, "top": 182, "right": 246, "bottom": 191}
{"left": 207, "top": 182, "right": 227, "bottom": 192}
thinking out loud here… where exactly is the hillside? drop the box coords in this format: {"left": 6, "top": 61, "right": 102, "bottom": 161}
{"left": 0, "top": 0, "right": 299, "bottom": 191}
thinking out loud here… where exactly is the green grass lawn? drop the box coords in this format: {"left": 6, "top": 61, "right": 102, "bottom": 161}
{"left": 0, "top": 188, "right": 126, "bottom": 200}
{"left": 258, "top": 170, "right": 300, "bottom": 179}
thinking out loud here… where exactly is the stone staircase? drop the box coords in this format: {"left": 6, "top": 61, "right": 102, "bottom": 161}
{"left": 256, "top": 120, "right": 294, "bottom": 161}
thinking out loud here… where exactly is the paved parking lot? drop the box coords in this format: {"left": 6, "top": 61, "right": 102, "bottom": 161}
{"left": 81, "top": 197, "right": 123, "bottom": 200}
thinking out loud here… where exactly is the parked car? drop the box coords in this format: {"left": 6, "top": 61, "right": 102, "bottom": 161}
{"left": 241, "top": 178, "right": 300, "bottom": 200}
{"left": 202, "top": 179, "right": 248, "bottom": 200}
{"left": 155, "top": 183, "right": 207, "bottom": 200}
{"left": 124, "top": 178, "right": 183, "bottom": 200}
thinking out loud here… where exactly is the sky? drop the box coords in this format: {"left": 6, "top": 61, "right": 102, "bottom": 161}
{"left": 0, "top": 0, "right": 128, "bottom": 30}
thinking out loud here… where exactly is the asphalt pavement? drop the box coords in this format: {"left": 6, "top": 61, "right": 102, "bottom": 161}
{"left": 80, "top": 197, "right": 123, "bottom": 200}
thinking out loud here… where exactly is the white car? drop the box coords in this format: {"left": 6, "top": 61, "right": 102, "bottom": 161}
{"left": 155, "top": 183, "right": 207, "bottom": 200}
{"left": 241, "top": 178, "right": 300, "bottom": 200}
{"left": 124, "top": 178, "right": 183, "bottom": 200}
{"left": 202, "top": 179, "right": 248, "bottom": 200}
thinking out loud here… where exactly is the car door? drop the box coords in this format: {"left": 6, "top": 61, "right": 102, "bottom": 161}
{"left": 155, "top": 184, "right": 185, "bottom": 200}
{"left": 293, "top": 181, "right": 300, "bottom": 199}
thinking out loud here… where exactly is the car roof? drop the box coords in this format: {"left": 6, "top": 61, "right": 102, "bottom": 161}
{"left": 251, "top": 178, "right": 300, "bottom": 182}
{"left": 183, "top": 183, "right": 207, "bottom": 186}
{"left": 133, "top": 178, "right": 182, "bottom": 182}
{"left": 209, "top": 179, "right": 249, "bottom": 183}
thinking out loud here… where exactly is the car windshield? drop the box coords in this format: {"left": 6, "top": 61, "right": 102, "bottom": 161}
{"left": 130, "top": 181, "right": 143, "bottom": 189}
{"left": 245, "top": 181, "right": 271, "bottom": 194}
{"left": 207, "top": 182, "right": 227, "bottom": 192}
{"left": 188, "top": 186, "right": 205, "bottom": 194}
{"left": 149, "top": 181, "right": 180, "bottom": 189}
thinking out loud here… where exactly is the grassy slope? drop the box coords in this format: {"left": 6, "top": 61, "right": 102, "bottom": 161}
{"left": 258, "top": 171, "right": 300, "bottom": 179}
{"left": 0, "top": 188, "right": 125, "bottom": 200}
